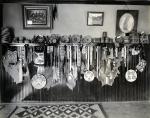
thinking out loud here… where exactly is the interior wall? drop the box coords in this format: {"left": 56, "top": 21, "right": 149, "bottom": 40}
{"left": 3, "top": 3, "right": 150, "bottom": 39}
{"left": 0, "top": 4, "right": 3, "bottom": 103}
{"left": 0, "top": 4, "right": 3, "bottom": 28}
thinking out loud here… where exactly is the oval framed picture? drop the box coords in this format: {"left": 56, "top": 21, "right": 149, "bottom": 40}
{"left": 119, "top": 13, "right": 135, "bottom": 33}
{"left": 116, "top": 10, "right": 139, "bottom": 36}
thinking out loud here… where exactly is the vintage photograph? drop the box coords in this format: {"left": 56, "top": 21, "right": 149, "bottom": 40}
{"left": 0, "top": 1, "right": 150, "bottom": 118}
{"left": 26, "top": 9, "right": 47, "bottom": 25}
{"left": 116, "top": 10, "right": 139, "bottom": 36}
{"left": 23, "top": 5, "right": 52, "bottom": 29}
{"left": 87, "top": 12, "right": 104, "bottom": 26}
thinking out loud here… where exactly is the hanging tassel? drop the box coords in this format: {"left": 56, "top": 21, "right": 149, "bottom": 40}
{"left": 52, "top": 4, "right": 58, "bottom": 21}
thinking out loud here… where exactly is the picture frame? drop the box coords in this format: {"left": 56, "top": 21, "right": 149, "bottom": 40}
{"left": 116, "top": 10, "right": 139, "bottom": 36}
{"left": 87, "top": 12, "right": 104, "bottom": 26}
{"left": 23, "top": 5, "right": 52, "bottom": 29}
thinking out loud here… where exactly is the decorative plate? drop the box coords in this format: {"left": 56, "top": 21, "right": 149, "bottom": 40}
{"left": 82, "top": 35, "right": 92, "bottom": 43}
{"left": 31, "top": 74, "right": 47, "bottom": 89}
{"left": 125, "top": 69, "right": 137, "bottom": 82}
{"left": 84, "top": 71, "right": 94, "bottom": 82}
{"left": 71, "top": 35, "right": 81, "bottom": 43}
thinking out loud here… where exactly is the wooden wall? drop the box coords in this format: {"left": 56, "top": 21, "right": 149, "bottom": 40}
{"left": 0, "top": 4, "right": 2, "bottom": 103}
{"left": 0, "top": 44, "right": 150, "bottom": 103}
{"left": 0, "top": 4, "right": 2, "bottom": 28}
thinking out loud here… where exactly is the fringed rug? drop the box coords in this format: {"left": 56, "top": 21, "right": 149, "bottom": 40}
{"left": 9, "top": 104, "right": 105, "bottom": 118}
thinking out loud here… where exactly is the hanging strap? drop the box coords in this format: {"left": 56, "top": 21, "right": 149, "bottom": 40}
{"left": 69, "top": 46, "right": 72, "bottom": 72}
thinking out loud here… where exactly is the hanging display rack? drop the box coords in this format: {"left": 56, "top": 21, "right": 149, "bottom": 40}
{"left": 0, "top": 33, "right": 149, "bottom": 90}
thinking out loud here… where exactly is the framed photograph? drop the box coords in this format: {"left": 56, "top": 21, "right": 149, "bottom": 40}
{"left": 23, "top": 5, "right": 52, "bottom": 29}
{"left": 116, "top": 10, "right": 139, "bottom": 36}
{"left": 87, "top": 12, "right": 104, "bottom": 26}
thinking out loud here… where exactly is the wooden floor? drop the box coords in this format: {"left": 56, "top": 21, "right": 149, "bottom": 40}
{"left": 102, "top": 101, "right": 150, "bottom": 118}
{"left": 0, "top": 101, "right": 150, "bottom": 118}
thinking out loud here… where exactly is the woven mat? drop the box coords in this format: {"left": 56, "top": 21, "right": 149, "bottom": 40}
{"left": 9, "top": 104, "right": 105, "bottom": 118}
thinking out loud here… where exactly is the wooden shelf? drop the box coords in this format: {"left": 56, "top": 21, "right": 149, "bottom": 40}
{"left": 0, "top": 43, "right": 40, "bottom": 47}
{"left": 0, "top": 42, "right": 113, "bottom": 47}
{"left": 0, "top": 42, "right": 149, "bottom": 47}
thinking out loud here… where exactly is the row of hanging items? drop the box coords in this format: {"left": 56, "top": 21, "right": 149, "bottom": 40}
{"left": 0, "top": 26, "right": 148, "bottom": 90}
{"left": 2, "top": 43, "right": 147, "bottom": 91}
{"left": 1, "top": 39, "right": 148, "bottom": 90}
{"left": 25, "top": 42, "right": 147, "bottom": 90}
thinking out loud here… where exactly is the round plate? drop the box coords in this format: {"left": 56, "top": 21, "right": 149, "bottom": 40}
{"left": 119, "top": 13, "right": 135, "bottom": 33}
{"left": 31, "top": 74, "right": 47, "bottom": 89}
{"left": 84, "top": 71, "right": 94, "bottom": 82}
{"left": 71, "top": 35, "right": 81, "bottom": 43}
{"left": 61, "top": 35, "right": 69, "bottom": 43}
{"left": 125, "top": 69, "right": 137, "bottom": 82}
{"left": 82, "top": 35, "right": 92, "bottom": 43}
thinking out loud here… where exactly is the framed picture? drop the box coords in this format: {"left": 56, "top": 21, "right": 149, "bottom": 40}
{"left": 116, "top": 10, "right": 139, "bottom": 36}
{"left": 23, "top": 5, "right": 52, "bottom": 29}
{"left": 87, "top": 12, "right": 104, "bottom": 26}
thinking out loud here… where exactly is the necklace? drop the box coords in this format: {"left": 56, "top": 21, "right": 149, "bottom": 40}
{"left": 84, "top": 45, "right": 94, "bottom": 82}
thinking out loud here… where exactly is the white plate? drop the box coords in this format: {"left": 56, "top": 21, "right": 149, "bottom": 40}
{"left": 84, "top": 71, "right": 94, "bottom": 82}
{"left": 31, "top": 74, "right": 47, "bottom": 89}
{"left": 125, "top": 69, "right": 137, "bottom": 82}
